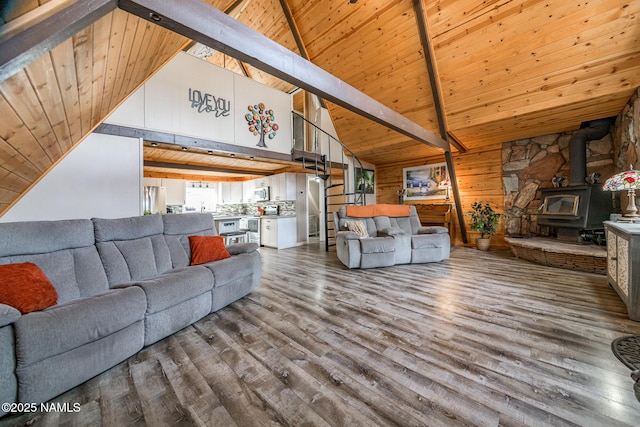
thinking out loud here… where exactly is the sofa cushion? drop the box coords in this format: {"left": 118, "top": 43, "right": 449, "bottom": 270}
{"left": 0, "top": 262, "right": 57, "bottom": 314}
{"left": 93, "top": 215, "right": 173, "bottom": 286}
{"left": 163, "top": 213, "right": 217, "bottom": 236}
{"left": 418, "top": 226, "right": 449, "bottom": 234}
{"left": 14, "top": 286, "right": 146, "bottom": 368}
{"left": 93, "top": 214, "right": 164, "bottom": 242}
{"left": 0, "top": 219, "right": 95, "bottom": 258}
{"left": 412, "top": 233, "right": 447, "bottom": 249}
{"left": 189, "top": 236, "right": 230, "bottom": 265}
{"left": 378, "top": 227, "right": 405, "bottom": 236}
{"left": 360, "top": 237, "right": 395, "bottom": 254}
{"left": 202, "top": 254, "right": 256, "bottom": 289}
{"left": 134, "top": 266, "right": 214, "bottom": 315}
{"left": 0, "top": 219, "right": 109, "bottom": 303}
{"left": 162, "top": 213, "right": 217, "bottom": 268}
{"left": 227, "top": 243, "right": 259, "bottom": 255}
{"left": 0, "top": 303, "right": 21, "bottom": 327}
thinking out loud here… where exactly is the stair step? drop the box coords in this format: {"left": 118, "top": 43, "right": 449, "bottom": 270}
{"left": 304, "top": 165, "right": 326, "bottom": 172}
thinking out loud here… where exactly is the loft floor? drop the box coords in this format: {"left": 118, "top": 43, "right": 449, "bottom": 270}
{"left": 2, "top": 245, "right": 640, "bottom": 426}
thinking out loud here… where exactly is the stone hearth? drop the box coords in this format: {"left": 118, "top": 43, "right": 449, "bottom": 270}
{"left": 505, "top": 237, "right": 606, "bottom": 275}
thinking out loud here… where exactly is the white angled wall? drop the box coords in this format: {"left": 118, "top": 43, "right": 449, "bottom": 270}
{"left": 106, "top": 52, "right": 293, "bottom": 155}
{"left": 1, "top": 133, "right": 142, "bottom": 222}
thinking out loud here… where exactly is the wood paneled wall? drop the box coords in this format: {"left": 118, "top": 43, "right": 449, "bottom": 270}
{"left": 376, "top": 146, "right": 507, "bottom": 248}
{"left": 0, "top": 9, "right": 190, "bottom": 215}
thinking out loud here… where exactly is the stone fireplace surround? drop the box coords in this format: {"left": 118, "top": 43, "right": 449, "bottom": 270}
{"left": 502, "top": 87, "right": 640, "bottom": 239}
{"left": 501, "top": 88, "right": 640, "bottom": 273}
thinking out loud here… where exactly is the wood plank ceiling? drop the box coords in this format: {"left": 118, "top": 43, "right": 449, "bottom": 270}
{"left": 0, "top": 0, "right": 639, "bottom": 215}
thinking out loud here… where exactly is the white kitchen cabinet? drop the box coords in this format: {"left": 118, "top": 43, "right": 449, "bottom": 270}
{"left": 219, "top": 182, "right": 243, "bottom": 204}
{"left": 270, "top": 173, "right": 296, "bottom": 201}
{"left": 143, "top": 178, "right": 162, "bottom": 187}
{"left": 261, "top": 216, "right": 297, "bottom": 249}
{"left": 162, "top": 179, "right": 186, "bottom": 205}
{"left": 605, "top": 221, "right": 640, "bottom": 320}
{"left": 243, "top": 180, "right": 256, "bottom": 203}
{"left": 253, "top": 176, "right": 270, "bottom": 189}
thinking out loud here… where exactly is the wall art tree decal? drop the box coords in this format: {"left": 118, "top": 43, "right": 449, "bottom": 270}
{"left": 245, "top": 103, "right": 279, "bottom": 148}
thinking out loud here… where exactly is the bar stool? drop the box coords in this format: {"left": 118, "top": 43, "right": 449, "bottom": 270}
{"left": 220, "top": 230, "right": 248, "bottom": 245}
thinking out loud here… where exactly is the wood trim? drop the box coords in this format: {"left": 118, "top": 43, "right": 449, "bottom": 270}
{"left": 117, "top": 0, "right": 450, "bottom": 152}
{"left": 0, "top": 0, "right": 118, "bottom": 83}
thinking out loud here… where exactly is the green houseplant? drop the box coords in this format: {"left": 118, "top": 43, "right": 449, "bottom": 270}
{"left": 466, "top": 201, "right": 504, "bottom": 250}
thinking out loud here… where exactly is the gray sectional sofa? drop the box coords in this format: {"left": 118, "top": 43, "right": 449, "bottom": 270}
{"left": 0, "top": 213, "right": 260, "bottom": 416}
{"left": 334, "top": 204, "right": 450, "bottom": 269}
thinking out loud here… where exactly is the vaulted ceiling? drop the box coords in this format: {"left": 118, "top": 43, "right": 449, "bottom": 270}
{"left": 0, "top": 0, "right": 638, "bottom": 214}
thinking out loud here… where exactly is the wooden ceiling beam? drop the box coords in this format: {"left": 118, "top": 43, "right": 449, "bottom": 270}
{"left": 95, "top": 123, "right": 293, "bottom": 161}
{"left": 413, "top": 0, "right": 468, "bottom": 243}
{"left": 0, "top": 0, "right": 117, "bottom": 83}
{"left": 277, "top": 0, "right": 326, "bottom": 109}
{"left": 144, "top": 160, "right": 273, "bottom": 176}
{"left": 117, "top": 0, "right": 450, "bottom": 152}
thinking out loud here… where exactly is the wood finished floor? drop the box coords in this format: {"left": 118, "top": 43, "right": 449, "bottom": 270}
{"left": 2, "top": 244, "right": 640, "bottom": 426}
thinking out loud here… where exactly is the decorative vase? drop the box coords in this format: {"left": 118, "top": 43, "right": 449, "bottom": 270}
{"left": 476, "top": 237, "right": 491, "bottom": 251}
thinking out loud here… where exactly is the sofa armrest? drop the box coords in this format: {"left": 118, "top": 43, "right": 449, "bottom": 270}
{"left": 227, "top": 242, "right": 259, "bottom": 255}
{"left": 336, "top": 230, "right": 361, "bottom": 240}
{"left": 417, "top": 226, "right": 449, "bottom": 235}
{"left": 379, "top": 227, "right": 405, "bottom": 237}
{"left": 0, "top": 303, "right": 21, "bottom": 327}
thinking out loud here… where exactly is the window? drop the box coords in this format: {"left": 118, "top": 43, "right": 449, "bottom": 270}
{"left": 543, "top": 194, "right": 579, "bottom": 216}
{"left": 185, "top": 183, "right": 218, "bottom": 212}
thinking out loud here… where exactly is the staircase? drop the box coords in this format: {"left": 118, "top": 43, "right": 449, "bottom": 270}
{"left": 291, "top": 111, "right": 367, "bottom": 251}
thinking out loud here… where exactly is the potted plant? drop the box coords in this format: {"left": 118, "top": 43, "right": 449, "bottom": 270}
{"left": 466, "top": 201, "right": 504, "bottom": 250}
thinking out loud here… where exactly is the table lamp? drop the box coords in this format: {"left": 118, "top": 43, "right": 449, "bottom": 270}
{"left": 603, "top": 169, "right": 640, "bottom": 222}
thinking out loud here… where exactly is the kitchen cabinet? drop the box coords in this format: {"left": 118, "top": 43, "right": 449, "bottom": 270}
{"left": 162, "top": 179, "right": 186, "bottom": 205}
{"left": 270, "top": 173, "right": 296, "bottom": 201}
{"left": 143, "top": 178, "right": 162, "bottom": 187}
{"left": 219, "top": 182, "right": 243, "bottom": 204}
{"left": 253, "top": 176, "right": 270, "bottom": 189}
{"left": 261, "top": 216, "right": 296, "bottom": 249}
{"left": 605, "top": 221, "right": 640, "bottom": 320}
{"left": 243, "top": 180, "right": 256, "bottom": 203}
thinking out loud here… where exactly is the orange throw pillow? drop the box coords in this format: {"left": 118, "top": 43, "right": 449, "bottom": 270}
{"left": 189, "top": 235, "right": 231, "bottom": 265}
{"left": 0, "top": 262, "right": 58, "bottom": 314}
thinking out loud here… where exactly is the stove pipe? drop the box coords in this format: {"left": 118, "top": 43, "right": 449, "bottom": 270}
{"left": 568, "top": 117, "right": 615, "bottom": 186}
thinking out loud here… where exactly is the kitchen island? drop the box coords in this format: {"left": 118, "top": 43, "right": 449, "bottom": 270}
{"left": 211, "top": 214, "right": 297, "bottom": 248}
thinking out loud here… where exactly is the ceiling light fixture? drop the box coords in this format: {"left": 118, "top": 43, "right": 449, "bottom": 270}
{"left": 230, "top": 153, "right": 236, "bottom": 157}
{"left": 207, "top": 150, "right": 213, "bottom": 155}
{"left": 349, "top": 0, "right": 358, "bottom": 3}
{"left": 150, "top": 142, "right": 158, "bottom": 147}
{"left": 181, "top": 146, "right": 188, "bottom": 151}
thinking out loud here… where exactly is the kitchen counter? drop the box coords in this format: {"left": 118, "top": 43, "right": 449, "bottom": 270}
{"left": 211, "top": 214, "right": 257, "bottom": 220}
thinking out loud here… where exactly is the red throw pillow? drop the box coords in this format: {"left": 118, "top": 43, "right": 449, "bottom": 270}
{"left": 189, "top": 235, "right": 231, "bottom": 265}
{"left": 0, "top": 262, "right": 58, "bottom": 314}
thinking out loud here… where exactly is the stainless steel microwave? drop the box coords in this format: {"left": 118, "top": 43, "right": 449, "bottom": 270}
{"left": 254, "top": 186, "right": 270, "bottom": 202}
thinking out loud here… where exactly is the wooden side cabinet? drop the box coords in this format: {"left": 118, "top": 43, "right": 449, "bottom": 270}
{"left": 605, "top": 221, "right": 640, "bottom": 320}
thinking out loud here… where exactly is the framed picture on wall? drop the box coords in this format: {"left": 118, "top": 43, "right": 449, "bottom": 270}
{"left": 355, "top": 168, "right": 375, "bottom": 194}
{"left": 402, "top": 163, "right": 449, "bottom": 200}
